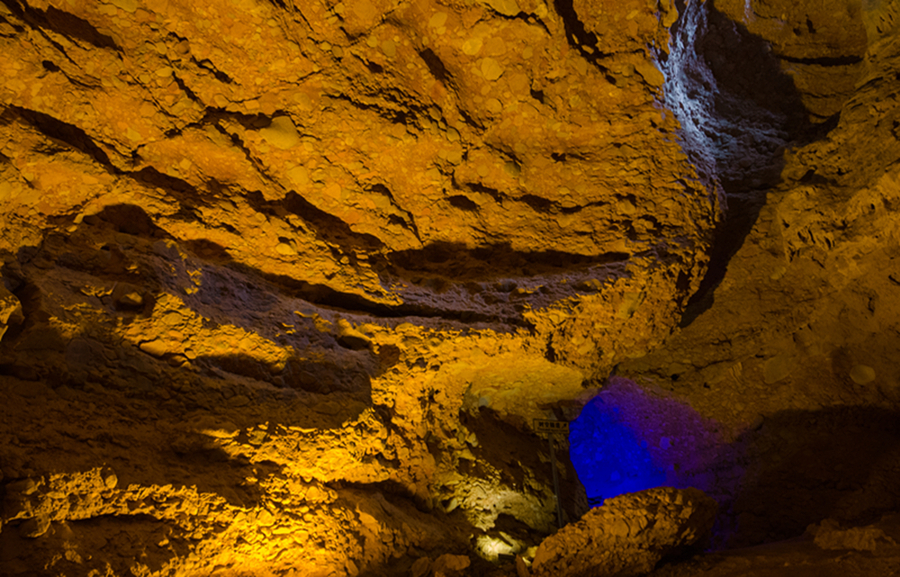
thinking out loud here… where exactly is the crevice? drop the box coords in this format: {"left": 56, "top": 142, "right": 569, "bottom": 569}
{"left": 448, "top": 195, "right": 479, "bottom": 211}
{"left": 5, "top": 105, "right": 118, "bottom": 170}
{"left": 327, "top": 92, "right": 422, "bottom": 129}
{"left": 362, "top": 59, "right": 384, "bottom": 74}
{"left": 663, "top": 0, "right": 841, "bottom": 324}
{"left": 551, "top": 0, "right": 611, "bottom": 69}
{"left": 460, "top": 180, "right": 505, "bottom": 202}
{"left": 418, "top": 48, "right": 454, "bottom": 88}
{"left": 210, "top": 122, "right": 279, "bottom": 184}
{"left": 0, "top": 12, "right": 25, "bottom": 34}
{"left": 192, "top": 57, "right": 233, "bottom": 84}
{"left": 386, "top": 242, "right": 630, "bottom": 282}
{"left": 127, "top": 166, "right": 208, "bottom": 223}
{"left": 551, "top": 151, "right": 589, "bottom": 162}
{"left": 171, "top": 73, "right": 204, "bottom": 105}
{"left": 520, "top": 194, "right": 555, "bottom": 213}
{"left": 240, "top": 189, "right": 383, "bottom": 273}
{"left": 2, "top": 0, "right": 120, "bottom": 50}
{"left": 512, "top": 10, "right": 552, "bottom": 37}
{"left": 281, "top": 190, "right": 385, "bottom": 254}
{"left": 778, "top": 54, "right": 864, "bottom": 66}
{"left": 364, "top": 182, "right": 422, "bottom": 242}
{"left": 230, "top": 261, "right": 536, "bottom": 328}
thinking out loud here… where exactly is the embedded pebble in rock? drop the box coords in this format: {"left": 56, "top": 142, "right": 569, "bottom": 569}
{"left": 763, "top": 354, "right": 794, "bottom": 384}
{"left": 260, "top": 116, "right": 301, "bottom": 150}
{"left": 849, "top": 364, "right": 876, "bottom": 385}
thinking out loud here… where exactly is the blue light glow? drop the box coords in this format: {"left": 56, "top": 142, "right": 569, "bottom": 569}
{"left": 568, "top": 378, "right": 730, "bottom": 508}
{"left": 569, "top": 397, "right": 666, "bottom": 505}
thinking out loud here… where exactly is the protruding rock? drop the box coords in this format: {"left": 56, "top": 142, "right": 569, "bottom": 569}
{"left": 336, "top": 319, "right": 371, "bottom": 351}
{"left": 410, "top": 556, "right": 431, "bottom": 577}
{"left": 432, "top": 554, "right": 470, "bottom": 577}
{"left": 112, "top": 282, "right": 145, "bottom": 309}
{"left": 810, "top": 518, "right": 897, "bottom": 552}
{"left": 531, "top": 487, "right": 718, "bottom": 577}
{"left": 18, "top": 514, "right": 51, "bottom": 538}
{"left": 0, "top": 283, "right": 24, "bottom": 342}
{"left": 101, "top": 468, "right": 118, "bottom": 490}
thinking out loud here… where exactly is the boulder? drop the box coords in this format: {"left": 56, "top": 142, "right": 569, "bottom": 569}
{"left": 531, "top": 487, "right": 717, "bottom": 577}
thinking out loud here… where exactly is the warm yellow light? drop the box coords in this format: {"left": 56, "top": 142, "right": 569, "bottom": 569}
{"left": 474, "top": 533, "right": 524, "bottom": 562}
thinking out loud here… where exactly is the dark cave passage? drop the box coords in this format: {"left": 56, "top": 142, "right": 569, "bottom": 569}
{"left": 661, "top": 0, "right": 864, "bottom": 324}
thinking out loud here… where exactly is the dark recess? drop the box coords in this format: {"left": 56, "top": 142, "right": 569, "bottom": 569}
{"left": 448, "top": 195, "right": 479, "bottom": 211}
{"left": 552, "top": 0, "right": 609, "bottom": 65}
{"left": 672, "top": 1, "right": 838, "bottom": 326}
{"left": 3, "top": 0, "right": 120, "bottom": 50}
{"left": 419, "top": 48, "right": 453, "bottom": 85}
{"left": 4, "top": 105, "right": 116, "bottom": 169}
{"left": 386, "top": 241, "right": 630, "bottom": 281}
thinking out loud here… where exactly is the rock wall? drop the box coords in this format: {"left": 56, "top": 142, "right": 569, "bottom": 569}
{"left": 622, "top": 0, "right": 900, "bottom": 550}
{"left": 0, "top": 0, "right": 720, "bottom": 574}
{"left": 1, "top": 0, "right": 900, "bottom": 575}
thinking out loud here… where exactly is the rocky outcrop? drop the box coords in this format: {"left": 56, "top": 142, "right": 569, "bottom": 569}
{"left": 0, "top": 0, "right": 720, "bottom": 379}
{"left": 530, "top": 487, "right": 718, "bottom": 577}
{"left": 0, "top": 282, "right": 23, "bottom": 342}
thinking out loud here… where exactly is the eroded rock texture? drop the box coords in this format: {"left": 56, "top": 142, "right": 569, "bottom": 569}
{"left": 621, "top": 0, "right": 900, "bottom": 551}
{"left": 1, "top": 0, "right": 900, "bottom": 575}
{"left": 650, "top": 515, "right": 900, "bottom": 577}
{"left": 530, "top": 487, "right": 718, "bottom": 577}
{"left": 0, "top": 0, "right": 718, "bottom": 574}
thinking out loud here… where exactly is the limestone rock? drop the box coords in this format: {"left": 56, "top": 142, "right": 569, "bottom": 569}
{"left": 0, "top": 283, "right": 23, "bottom": 342}
{"left": 532, "top": 487, "right": 718, "bottom": 577}
{"left": 432, "top": 553, "right": 471, "bottom": 576}
{"left": 0, "top": 0, "right": 899, "bottom": 574}
{"left": 17, "top": 514, "right": 51, "bottom": 539}
{"left": 810, "top": 518, "right": 898, "bottom": 553}
{"left": 617, "top": 0, "right": 900, "bottom": 551}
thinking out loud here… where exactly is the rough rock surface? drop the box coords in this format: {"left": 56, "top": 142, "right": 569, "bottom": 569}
{"left": 0, "top": 0, "right": 719, "bottom": 573}
{"left": 0, "top": 0, "right": 718, "bottom": 378}
{"left": 530, "top": 487, "right": 718, "bottom": 577}
{"left": 0, "top": 282, "right": 23, "bottom": 341}
{"left": 620, "top": 0, "right": 900, "bottom": 549}
{"left": 648, "top": 515, "right": 900, "bottom": 577}
{"left": 1, "top": 0, "right": 900, "bottom": 574}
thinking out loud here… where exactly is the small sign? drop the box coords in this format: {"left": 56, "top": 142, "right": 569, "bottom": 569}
{"left": 534, "top": 419, "right": 569, "bottom": 437}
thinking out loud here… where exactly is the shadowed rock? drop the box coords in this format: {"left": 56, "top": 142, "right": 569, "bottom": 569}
{"left": 531, "top": 487, "right": 718, "bottom": 577}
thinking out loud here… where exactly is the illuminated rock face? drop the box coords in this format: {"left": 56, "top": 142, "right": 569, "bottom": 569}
{"left": 0, "top": 0, "right": 899, "bottom": 575}
{"left": 531, "top": 487, "right": 718, "bottom": 577}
